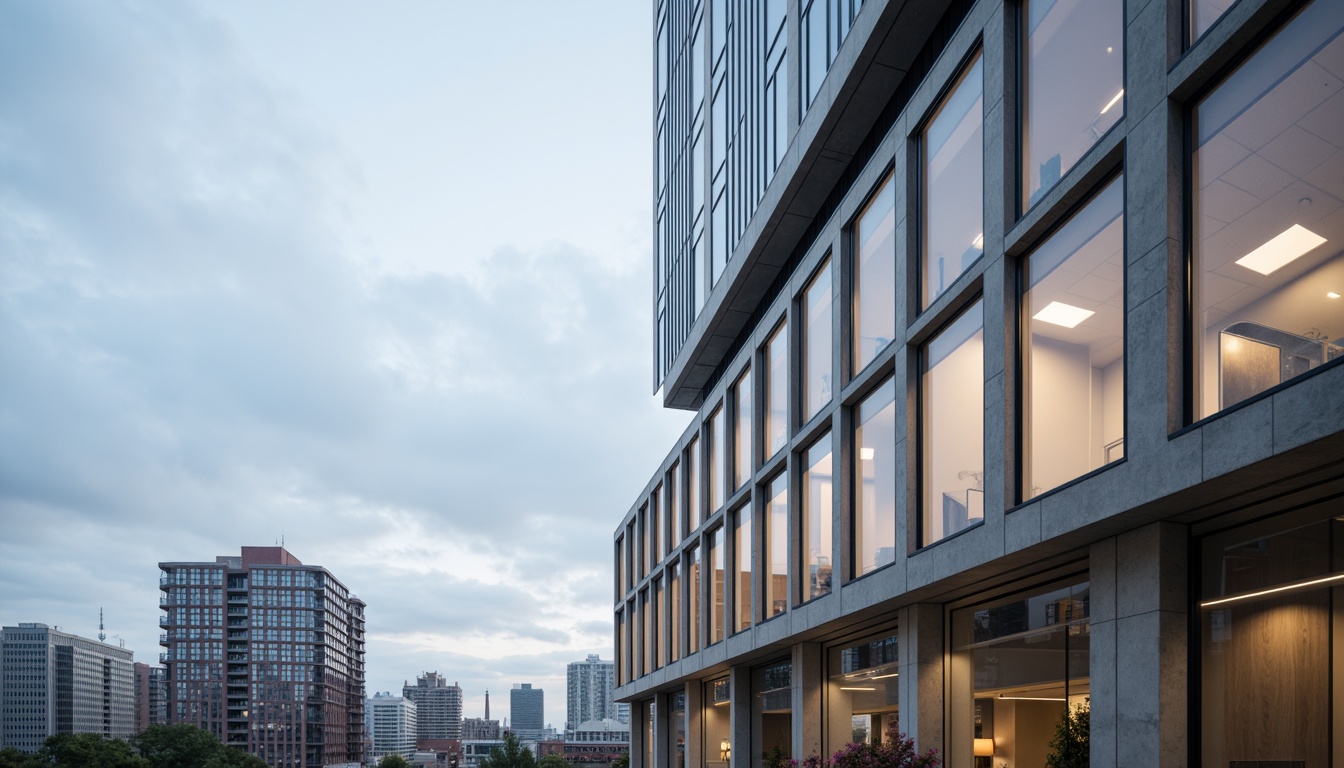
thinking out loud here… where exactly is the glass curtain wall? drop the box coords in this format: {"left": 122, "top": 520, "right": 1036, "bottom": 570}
{"left": 668, "top": 465, "right": 681, "bottom": 554}
{"left": 670, "top": 692, "right": 687, "bottom": 768}
{"left": 825, "top": 632, "right": 899, "bottom": 756}
{"left": 687, "top": 544, "right": 702, "bottom": 656}
{"left": 651, "top": 577, "right": 663, "bottom": 671}
{"left": 704, "top": 678, "right": 731, "bottom": 768}
{"left": 752, "top": 661, "right": 794, "bottom": 767}
{"left": 801, "top": 433, "right": 834, "bottom": 603}
{"left": 949, "top": 579, "right": 1091, "bottom": 768}
{"left": 1023, "top": 175, "right": 1126, "bottom": 498}
{"left": 764, "top": 473, "right": 789, "bottom": 619}
{"left": 710, "top": 526, "right": 726, "bottom": 645}
{"left": 734, "top": 504, "right": 754, "bottom": 633}
{"left": 709, "top": 406, "right": 726, "bottom": 512}
{"left": 1197, "top": 507, "right": 1343, "bottom": 767}
{"left": 922, "top": 52, "right": 984, "bottom": 307}
{"left": 669, "top": 560, "right": 682, "bottom": 664}
{"left": 735, "top": 369, "right": 754, "bottom": 490}
{"left": 921, "top": 300, "right": 984, "bottom": 546}
{"left": 687, "top": 437, "right": 701, "bottom": 532}
{"left": 853, "top": 175, "right": 897, "bottom": 374}
{"left": 765, "top": 325, "right": 789, "bottom": 459}
{"left": 853, "top": 378, "right": 897, "bottom": 576}
{"left": 1022, "top": 0, "right": 1123, "bottom": 210}
{"left": 803, "top": 260, "right": 834, "bottom": 422}
{"left": 1191, "top": 0, "right": 1344, "bottom": 420}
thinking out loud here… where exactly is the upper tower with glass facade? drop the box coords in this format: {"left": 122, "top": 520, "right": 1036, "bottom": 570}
{"left": 624, "top": 1, "right": 1343, "bottom": 767}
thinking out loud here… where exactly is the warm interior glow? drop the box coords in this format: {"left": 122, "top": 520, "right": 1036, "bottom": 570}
{"left": 1100, "top": 88, "right": 1124, "bottom": 114}
{"left": 1328, "top": 291, "right": 1341, "bottom": 299}
{"left": 1033, "top": 300, "right": 1095, "bottom": 328}
{"left": 860, "top": 447, "right": 875, "bottom": 461}
{"left": 973, "top": 739, "right": 995, "bottom": 757}
{"left": 1199, "top": 571, "right": 1344, "bottom": 608}
{"left": 972, "top": 232, "right": 984, "bottom": 249}
{"left": 1234, "top": 224, "right": 1327, "bottom": 275}
{"left": 840, "top": 686, "right": 877, "bottom": 691}
{"left": 998, "top": 694, "right": 1066, "bottom": 701}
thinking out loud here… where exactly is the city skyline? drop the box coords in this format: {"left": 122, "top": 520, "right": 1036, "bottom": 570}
{"left": 0, "top": 0, "right": 687, "bottom": 732}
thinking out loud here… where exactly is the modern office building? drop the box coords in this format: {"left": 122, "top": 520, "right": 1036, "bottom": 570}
{"left": 0, "top": 623, "right": 136, "bottom": 752}
{"left": 509, "top": 684, "right": 545, "bottom": 741}
{"left": 366, "top": 692, "right": 417, "bottom": 761}
{"left": 158, "top": 546, "right": 366, "bottom": 768}
{"left": 132, "top": 662, "right": 168, "bottom": 734}
{"left": 617, "top": 1, "right": 1344, "bottom": 767}
{"left": 403, "top": 672, "right": 463, "bottom": 741}
{"left": 567, "top": 655, "right": 628, "bottom": 734}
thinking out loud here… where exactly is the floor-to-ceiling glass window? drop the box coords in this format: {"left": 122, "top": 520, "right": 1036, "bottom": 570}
{"left": 709, "top": 526, "right": 725, "bottom": 645}
{"left": 709, "top": 406, "right": 726, "bottom": 513}
{"left": 1197, "top": 506, "right": 1343, "bottom": 767}
{"left": 1022, "top": 0, "right": 1123, "bottom": 210}
{"left": 669, "top": 560, "right": 682, "bottom": 664}
{"left": 734, "top": 369, "right": 754, "bottom": 490}
{"left": 650, "top": 489, "right": 662, "bottom": 574}
{"left": 922, "top": 51, "right": 983, "bottom": 307}
{"left": 704, "top": 678, "right": 731, "bottom": 768}
{"left": 687, "top": 543, "right": 702, "bottom": 655}
{"left": 764, "top": 473, "right": 788, "bottom": 619}
{"left": 853, "top": 378, "right": 897, "bottom": 575}
{"left": 668, "top": 464, "right": 681, "bottom": 553}
{"left": 1189, "top": 0, "right": 1236, "bottom": 44}
{"left": 1191, "top": 0, "right": 1344, "bottom": 421}
{"left": 825, "top": 631, "right": 899, "bottom": 756}
{"left": 1023, "top": 174, "right": 1125, "bottom": 499}
{"left": 734, "top": 504, "right": 754, "bottom": 633}
{"left": 687, "top": 436, "right": 702, "bottom": 533}
{"left": 765, "top": 325, "right": 789, "bottom": 459}
{"left": 752, "top": 661, "right": 794, "bottom": 767}
{"left": 853, "top": 174, "right": 897, "bottom": 375}
{"left": 802, "top": 259, "right": 834, "bottom": 423}
{"left": 670, "top": 691, "right": 687, "bottom": 768}
{"left": 921, "top": 300, "right": 984, "bottom": 546}
{"left": 651, "top": 576, "right": 663, "bottom": 670}
{"left": 949, "top": 578, "right": 1091, "bottom": 768}
{"left": 801, "top": 433, "right": 834, "bottom": 603}
{"left": 645, "top": 700, "right": 656, "bottom": 768}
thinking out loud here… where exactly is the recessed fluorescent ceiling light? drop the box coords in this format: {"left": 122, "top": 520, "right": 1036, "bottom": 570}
{"left": 1101, "top": 89, "right": 1124, "bottom": 114}
{"left": 860, "top": 447, "right": 875, "bottom": 461}
{"left": 1033, "top": 301, "right": 1094, "bottom": 328}
{"left": 1328, "top": 291, "right": 1341, "bottom": 299}
{"left": 1235, "top": 224, "right": 1327, "bottom": 275}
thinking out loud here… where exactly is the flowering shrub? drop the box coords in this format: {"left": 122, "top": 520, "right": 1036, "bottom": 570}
{"left": 791, "top": 723, "right": 939, "bottom": 768}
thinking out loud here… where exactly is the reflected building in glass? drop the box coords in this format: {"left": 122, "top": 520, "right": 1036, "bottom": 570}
{"left": 619, "top": 2, "right": 1344, "bottom": 768}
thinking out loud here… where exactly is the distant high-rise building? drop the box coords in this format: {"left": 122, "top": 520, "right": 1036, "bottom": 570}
{"left": 132, "top": 662, "right": 168, "bottom": 734}
{"left": 365, "top": 692, "right": 417, "bottom": 761}
{"left": 509, "top": 684, "right": 543, "bottom": 740}
{"left": 159, "top": 546, "right": 366, "bottom": 768}
{"left": 0, "top": 623, "right": 135, "bottom": 752}
{"left": 460, "top": 717, "right": 501, "bottom": 741}
{"left": 566, "top": 655, "right": 625, "bottom": 734}
{"left": 402, "top": 671, "right": 462, "bottom": 741}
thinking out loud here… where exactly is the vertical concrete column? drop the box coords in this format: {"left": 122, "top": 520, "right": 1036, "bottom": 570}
{"left": 655, "top": 690, "right": 674, "bottom": 768}
{"left": 1089, "top": 522, "right": 1188, "bottom": 768}
{"left": 793, "top": 642, "right": 823, "bottom": 761}
{"left": 897, "top": 604, "right": 944, "bottom": 753}
{"left": 687, "top": 680, "right": 704, "bottom": 768}
{"left": 730, "top": 664, "right": 751, "bottom": 768}
{"left": 631, "top": 699, "right": 648, "bottom": 768}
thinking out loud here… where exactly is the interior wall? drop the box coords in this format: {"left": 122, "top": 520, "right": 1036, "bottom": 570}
{"left": 1029, "top": 334, "right": 1093, "bottom": 493}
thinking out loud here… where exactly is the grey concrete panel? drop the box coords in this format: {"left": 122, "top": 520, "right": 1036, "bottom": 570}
{"left": 825, "top": 64, "right": 907, "bottom": 158}
{"left": 1202, "top": 396, "right": 1274, "bottom": 480}
{"left": 1116, "top": 522, "right": 1188, "bottom": 618}
{"left": 1272, "top": 364, "right": 1344, "bottom": 454}
{"left": 1004, "top": 502, "right": 1042, "bottom": 553}
{"left": 1126, "top": 290, "right": 1175, "bottom": 452}
{"left": 1114, "top": 610, "right": 1162, "bottom": 766}
{"left": 982, "top": 100, "right": 1009, "bottom": 251}
{"left": 1125, "top": 0, "right": 1171, "bottom": 124}
{"left": 1124, "top": 107, "right": 1182, "bottom": 260}
{"left": 1128, "top": 239, "right": 1174, "bottom": 313}
{"left": 1087, "top": 616, "right": 1119, "bottom": 768}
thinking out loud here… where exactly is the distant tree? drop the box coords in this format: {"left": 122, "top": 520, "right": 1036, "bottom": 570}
{"left": 31, "top": 733, "right": 149, "bottom": 768}
{"left": 479, "top": 732, "right": 538, "bottom": 768}
{"left": 0, "top": 747, "right": 36, "bottom": 768}
{"left": 377, "top": 756, "right": 414, "bottom": 768}
{"left": 202, "top": 747, "right": 270, "bottom": 768}
{"left": 538, "top": 753, "right": 570, "bottom": 768}
{"left": 610, "top": 754, "right": 629, "bottom": 768}
{"left": 131, "top": 724, "right": 264, "bottom": 768}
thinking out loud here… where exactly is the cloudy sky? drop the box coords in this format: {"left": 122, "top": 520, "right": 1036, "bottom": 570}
{"left": 0, "top": 1, "right": 690, "bottom": 729}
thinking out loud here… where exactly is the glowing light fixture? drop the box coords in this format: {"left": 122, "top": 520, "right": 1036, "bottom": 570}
{"left": 974, "top": 739, "right": 995, "bottom": 757}
{"left": 998, "top": 694, "right": 1066, "bottom": 701}
{"left": 1235, "top": 224, "right": 1326, "bottom": 275}
{"left": 720, "top": 741, "right": 731, "bottom": 761}
{"left": 840, "top": 686, "right": 877, "bottom": 691}
{"left": 1100, "top": 89, "right": 1124, "bottom": 114}
{"left": 1033, "top": 301, "right": 1094, "bottom": 329}
{"left": 860, "top": 447, "right": 875, "bottom": 461}
{"left": 870, "top": 672, "right": 899, "bottom": 680}
{"left": 1328, "top": 291, "right": 1341, "bottom": 299}
{"left": 972, "top": 232, "right": 984, "bottom": 250}
{"left": 1199, "top": 572, "right": 1344, "bottom": 608}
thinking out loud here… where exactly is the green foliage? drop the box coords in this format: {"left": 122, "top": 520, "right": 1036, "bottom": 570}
{"left": 763, "top": 746, "right": 791, "bottom": 768}
{"left": 202, "top": 747, "right": 270, "bottom": 768}
{"left": 31, "top": 734, "right": 149, "bottom": 768}
{"left": 479, "top": 732, "right": 539, "bottom": 768}
{"left": 537, "top": 754, "right": 570, "bottom": 768}
{"left": 793, "top": 722, "right": 939, "bottom": 768}
{"left": 610, "top": 753, "right": 629, "bottom": 768}
{"left": 377, "top": 756, "right": 414, "bottom": 768}
{"left": 0, "top": 747, "right": 36, "bottom": 768}
{"left": 131, "top": 724, "right": 264, "bottom": 768}
{"left": 1044, "top": 702, "right": 1090, "bottom": 768}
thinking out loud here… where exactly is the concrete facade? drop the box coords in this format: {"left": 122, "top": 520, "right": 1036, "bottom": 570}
{"left": 367, "top": 692, "right": 417, "bottom": 760}
{"left": 621, "top": 1, "right": 1344, "bottom": 767}
{"left": 0, "top": 623, "right": 136, "bottom": 752}
{"left": 404, "top": 672, "right": 464, "bottom": 741}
